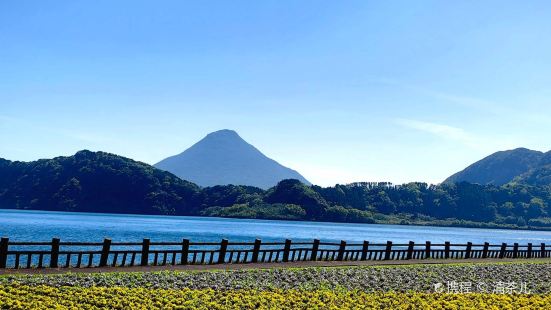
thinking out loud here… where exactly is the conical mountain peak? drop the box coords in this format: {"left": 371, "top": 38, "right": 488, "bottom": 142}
{"left": 155, "top": 130, "right": 310, "bottom": 189}
{"left": 205, "top": 129, "right": 240, "bottom": 139}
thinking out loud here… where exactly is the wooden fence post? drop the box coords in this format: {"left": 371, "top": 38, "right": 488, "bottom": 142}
{"left": 99, "top": 238, "right": 112, "bottom": 267}
{"left": 541, "top": 243, "right": 546, "bottom": 258}
{"left": 282, "top": 239, "right": 291, "bottom": 262}
{"left": 181, "top": 239, "right": 190, "bottom": 265}
{"left": 465, "top": 242, "right": 472, "bottom": 259}
{"left": 482, "top": 242, "right": 489, "bottom": 259}
{"left": 406, "top": 241, "right": 414, "bottom": 260}
{"left": 527, "top": 243, "right": 533, "bottom": 258}
{"left": 360, "top": 241, "right": 369, "bottom": 261}
{"left": 425, "top": 241, "right": 431, "bottom": 259}
{"left": 337, "top": 240, "right": 346, "bottom": 261}
{"left": 444, "top": 241, "right": 450, "bottom": 259}
{"left": 384, "top": 241, "right": 392, "bottom": 260}
{"left": 311, "top": 239, "right": 320, "bottom": 261}
{"left": 216, "top": 239, "right": 227, "bottom": 264}
{"left": 0, "top": 237, "right": 8, "bottom": 269}
{"left": 513, "top": 243, "right": 519, "bottom": 259}
{"left": 251, "top": 239, "right": 261, "bottom": 263}
{"left": 499, "top": 243, "right": 507, "bottom": 259}
{"left": 140, "top": 238, "right": 150, "bottom": 266}
{"left": 50, "top": 238, "right": 60, "bottom": 268}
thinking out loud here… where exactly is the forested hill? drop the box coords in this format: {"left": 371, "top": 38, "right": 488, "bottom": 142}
{"left": 515, "top": 151, "right": 551, "bottom": 186}
{"left": 1, "top": 151, "right": 551, "bottom": 230}
{"left": 444, "top": 148, "right": 551, "bottom": 186}
{"left": 0, "top": 150, "right": 200, "bottom": 215}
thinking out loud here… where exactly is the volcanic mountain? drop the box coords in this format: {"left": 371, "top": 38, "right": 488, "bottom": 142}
{"left": 154, "top": 130, "right": 310, "bottom": 189}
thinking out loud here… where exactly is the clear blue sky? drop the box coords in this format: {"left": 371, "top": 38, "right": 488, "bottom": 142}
{"left": 1, "top": 1, "right": 550, "bottom": 186}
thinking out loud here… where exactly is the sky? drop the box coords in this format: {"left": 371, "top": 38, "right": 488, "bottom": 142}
{"left": 1, "top": 0, "right": 551, "bottom": 186}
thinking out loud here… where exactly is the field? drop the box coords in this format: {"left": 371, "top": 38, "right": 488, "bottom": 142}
{"left": 1, "top": 261, "right": 551, "bottom": 309}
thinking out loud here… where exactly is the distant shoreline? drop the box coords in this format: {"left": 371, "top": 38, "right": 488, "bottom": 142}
{"left": 2, "top": 207, "right": 550, "bottom": 233}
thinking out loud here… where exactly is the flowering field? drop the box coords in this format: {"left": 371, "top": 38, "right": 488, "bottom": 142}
{"left": 2, "top": 285, "right": 551, "bottom": 309}
{"left": 1, "top": 262, "right": 551, "bottom": 309}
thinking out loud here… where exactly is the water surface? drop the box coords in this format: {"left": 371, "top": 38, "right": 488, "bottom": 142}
{"left": 2, "top": 209, "right": 550, "bottom": 245}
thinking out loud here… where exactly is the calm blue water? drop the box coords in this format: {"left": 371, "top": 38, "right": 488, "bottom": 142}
{"left": 2, "top": 209, "right": 551, "bottom": 245}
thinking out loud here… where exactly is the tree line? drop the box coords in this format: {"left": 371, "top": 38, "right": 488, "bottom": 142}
{"left": 1, "top": 150, "right": 550, "bottom": 230}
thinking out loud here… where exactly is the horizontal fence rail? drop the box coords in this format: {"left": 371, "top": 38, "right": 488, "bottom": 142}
{"left": 0, "top": 237, "right": 549, "bottom": 270}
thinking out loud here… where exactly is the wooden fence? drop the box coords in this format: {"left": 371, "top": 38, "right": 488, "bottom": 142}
{"left": 0, "top": 237, "right": 549, "bottom": 269}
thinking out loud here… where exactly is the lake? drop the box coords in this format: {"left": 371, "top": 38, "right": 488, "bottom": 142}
{"left": 2, "top": 209, "right": 551, "bottom": 245}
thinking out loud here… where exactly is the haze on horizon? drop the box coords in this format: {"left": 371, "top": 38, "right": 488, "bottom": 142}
{"left": 1, "top": 1, "right": 551, "bottom": 187}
